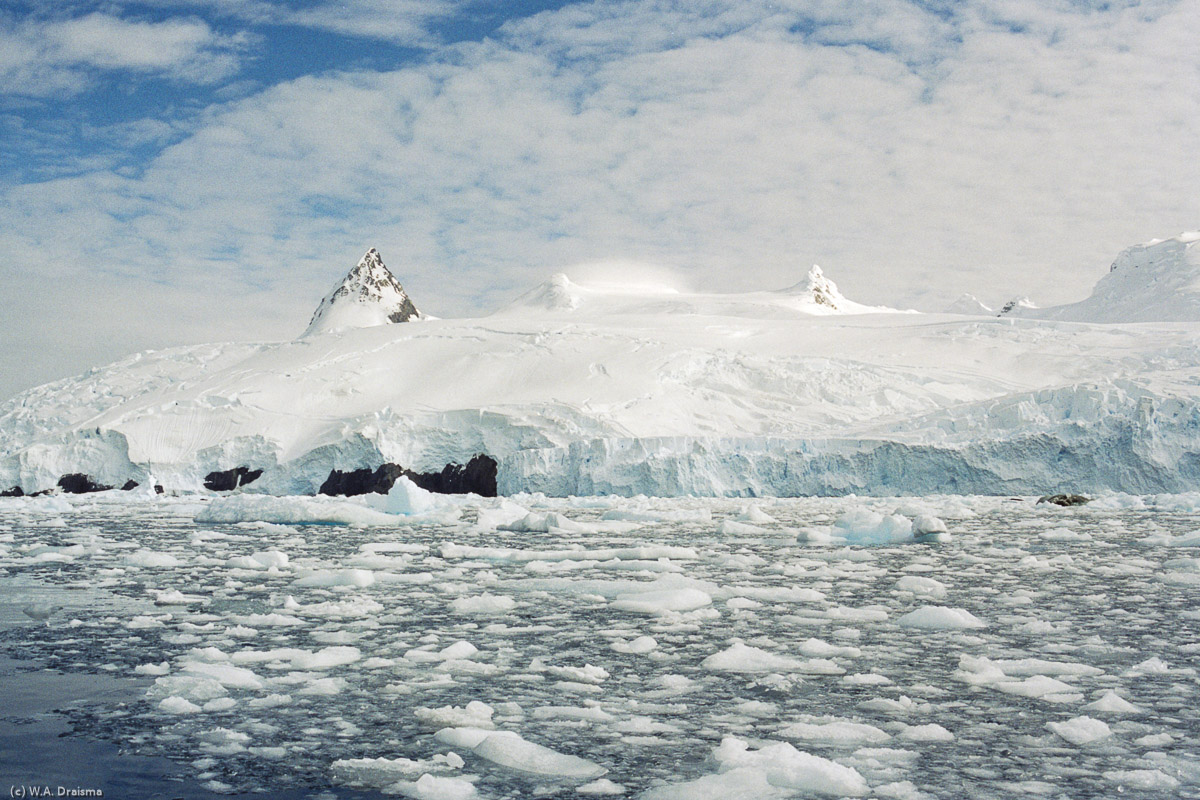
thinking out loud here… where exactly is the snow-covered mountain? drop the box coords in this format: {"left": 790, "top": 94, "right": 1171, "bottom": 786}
{"left": 3, "top": 238, "right": 1200, "bottom": 497}
{"left": 943, "top": 293, "right": 993, "bottom": 316}
{"left": 303, "top": 248, "right": 422, "bottom": 337}
{"left": 501, "top": 265, "right": 901, "bottom": 318}
{"left": 1027, "top": 232, "right": 1200, "bottom": 323}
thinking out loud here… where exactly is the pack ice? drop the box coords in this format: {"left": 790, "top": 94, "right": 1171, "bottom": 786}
{"left": 3, "top": 235, "right": 1200, "bottom": 497}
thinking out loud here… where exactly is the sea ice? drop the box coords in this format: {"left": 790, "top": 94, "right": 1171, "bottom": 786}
{"left": 610, "top": 588, "right": 712, "bottom": 615}
{"left": 701, "top": 642, "right": 843, "bottom": 674}
{"left": 1046, "top": 716, "right": 1112, "bottom": 745}
{"left": 464, "top": 731, "right": 607, "bottom": 779}
{"left": 895, "top": 606, "right": 985, "bottom": 630}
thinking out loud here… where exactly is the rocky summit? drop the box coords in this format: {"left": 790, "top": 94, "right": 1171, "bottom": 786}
{"left": 303, "top": 248, "right": 422, "bottom": 337}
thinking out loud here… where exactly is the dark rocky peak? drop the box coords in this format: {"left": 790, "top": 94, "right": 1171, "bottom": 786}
{"left": 302, "top": 248, "right": 422, "bottom": 337}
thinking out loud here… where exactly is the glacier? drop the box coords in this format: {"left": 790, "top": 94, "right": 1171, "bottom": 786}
{"left": 3, "top": 235, "right": 1200, "bottom": 497}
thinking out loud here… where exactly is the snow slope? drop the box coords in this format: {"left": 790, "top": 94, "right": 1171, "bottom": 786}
{"left": 3, "top": 243, "right": 1200, "bottom": 496}
{"left": 1024, "top": 233, "right": 1200, "bottom": 323}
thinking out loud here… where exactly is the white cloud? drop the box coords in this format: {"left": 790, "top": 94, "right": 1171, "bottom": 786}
{"left": 136, "top": 0, "right": 459, "bottom": 45}
{"left": 2, "top": 0, "right": 1199, "bottom": 398}
{"left": 0, "top": 11, "right": 248, "bottom": 95}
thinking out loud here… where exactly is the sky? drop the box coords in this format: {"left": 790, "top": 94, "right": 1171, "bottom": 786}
{"left": 1, "top": 0, "right": 1198, "bottom": 400}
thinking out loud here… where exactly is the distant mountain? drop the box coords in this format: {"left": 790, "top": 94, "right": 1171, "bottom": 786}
{"left": 2, "top": 238, "right": 1200, "bottom": 497}
{"left": 944, "top": 293, "right": 993, "bottom": 315}
{"left": 1029, "top": 232, "right": 1200, "bottom": 323}
{"left": 500, "top": 264, "right": 901, "bottom": 318}
{"left": 303, "top": 248, "right": 422, "bottom": 337}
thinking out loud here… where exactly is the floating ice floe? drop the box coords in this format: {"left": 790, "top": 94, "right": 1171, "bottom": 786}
{"left": 1047, "top": 716, "right": 1112, "bottom": 745}
{"left": 895, "top": 606, "right": 985, "bottom": 630}
{"left": 196, "top": 495, "right": 404, "bottom": 527}
{"left": 701, "top": 641, "right": 844, "bottom": 675}
{"left": 611, "top": 587, "right": 712, "bottom": 615}
{"left": 641, "top": 737, "right": 867, "bottom": 799}
{"left": 954, "top": 655, "right": 1086, "bottom": 703}
{"left": 435, "top": 727, "right": 607, "bottom": 779}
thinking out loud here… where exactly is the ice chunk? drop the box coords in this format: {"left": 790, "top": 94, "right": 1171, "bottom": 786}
{"left": 894, "top": 576, "right": 947, "bottom": 599}
{"left": 717, "top": 519, "right": 770, "bottom": 536}
{"left": 474, "top": 501, "right": 530, "bottom": 530}
{"left": 737, "top": 505, "right": 776, "bottom": 524}
{"left": 435, "top": 727, "right": 493, "bottom": 749}
{"left": 713, "top": 737, "right": 867, "bottom": 796}
{"left": 499, "top": 512, "right": 586, "bottom": 532}
{"left": 833, "top": 510, "right": 913, "bottom": 545}
{"left": 995, "top": 675, "right": 1081, "bottom": 701}
{"left": 1083, "top": 690, "right": 1143, "bottom": 715}
{"left": 702, "top": 642, "right": 843, "bottom": 674}
{"left": 415, "top": 702, "right": 495, "bottom": 730}
{"left": 1047, "top": 716, "right": 1111, "bottom": 745}
{"left": 332, "top": 753, "right": 466, "bottom": 788}
{"left": 125, "top": 550, "right": 181, "bottom": 568}
{"left": 196, "top": 495, "right": 401, "bottom": 527}
{"left": 1103, "top": 770, "right": 1180, "bottom": 791}
{"left": 779, "top": 720, "right": 891, "bottom": 745}
{"left": 1039, "top": 527, "right": 1092, "bottom": 542}
{"left": 611, "top": 588, "right": 711, "bottom": 615}
{"left": 148, "top": 675, "right": 228, "bottom": 702}
{"left": 298, "top": 676, "right": 346, "bottom": 695}
{"left": 159, "top": 696, "right": 202, "bottom": 714}
{"left": 180, "top": 661, "right": 265, "bottom": 690}
{"left": 576, "top": 777, "right": 626, "bottom": 795}
{"left": 227, "top": 550, "right": 289, "bottom": 570}
{"left": 912, "top": 515, "right": 948, "bottom": 541}
{"left": 899, "top": 724, "right": 953, "bottom": 742}
{"left": 611, "top": 636, "right": 658, "bottom": 654}
{"left": 450, "top": 594, "right": 516, "bottom": 614}
{"left": 468, "top": 731, "right": 607, "bottom": 779}
{"left": 293, "top": 569, "right": 375, "bottom": 587}
{"left": 896, "top": 606, "right": 985, "bottom": 630}
{"left": 640, "top": 768, "right": 786, "bottom": 800}
{"left": 135, "top": 661, "right": 171, "bottom": 676}
{"left": 383, "top": 476, "right": 436, "bottom": 515}
{"left": 387, "top": 774, "right": 477, "bottom": 800}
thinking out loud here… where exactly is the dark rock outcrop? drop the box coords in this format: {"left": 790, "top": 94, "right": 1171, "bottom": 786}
{"left": 121, "top": 480, "right": 140, "bottom": 491}
{"left": 1037, "top": 494, "right": 1090, "bottom": 506}
{"left": 204, "top": 467, "right": 264, "bottom": 492}
{"left": 319, "top": 464, "right": 405, "bottom": 496}
{"left": 1, "top": 486, "right": 23, "bottom": 497}
{"left": 407, "top": 455, "right": 498, "bottom": 497}
{"left": 320, "top": 455, "right": 498, "bottom": 498}
{"left": 58, "top": 474, "right": 112, "bottom": 493}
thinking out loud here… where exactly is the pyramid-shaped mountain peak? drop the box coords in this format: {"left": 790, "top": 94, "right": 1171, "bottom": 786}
{"left": 302, "top": 248, "right": 422, "bottom": 337}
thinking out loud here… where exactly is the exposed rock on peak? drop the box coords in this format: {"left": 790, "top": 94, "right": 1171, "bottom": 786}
{"left": 997, "top": 296, "right": 1037, "bottom": 316}
{"left": 781, "top": 265, "right": 845, "bottom": 309}
{"left": 303, "top": 248, "right": 422, "bottom": 337}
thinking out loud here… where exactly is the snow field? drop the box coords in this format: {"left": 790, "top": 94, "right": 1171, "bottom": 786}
{"left": 0, "top": 491, "right": 1198, "bottom": 797}
{"left": 6, "top": 238, "right": 1200, "bottom": 500}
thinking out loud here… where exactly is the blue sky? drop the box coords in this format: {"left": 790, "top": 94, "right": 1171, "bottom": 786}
{"left": 1, "top": 0, "right": 1198, "bottom": 399}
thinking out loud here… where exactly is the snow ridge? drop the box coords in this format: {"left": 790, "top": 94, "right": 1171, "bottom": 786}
{"left": 3, "top": 234, "right": 1200, "bottom": 497}
{"left": 303, "top": 248, "right": 421, "bottom": 337}
{"left": 1030, "top": 232, "right": 1200, "bottom": 323}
